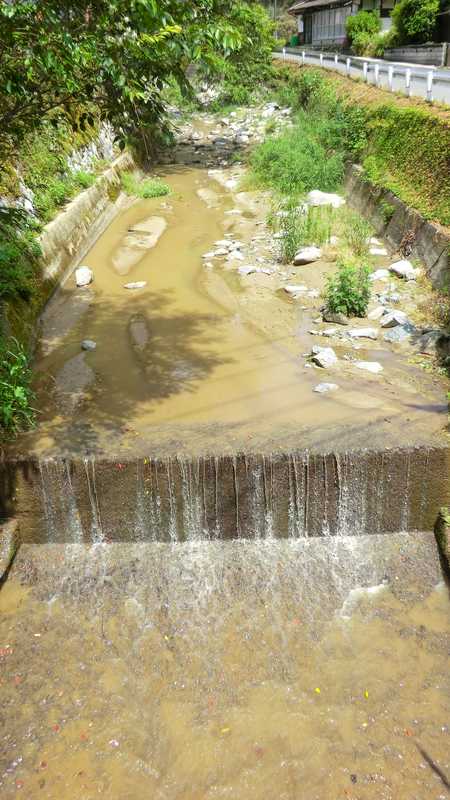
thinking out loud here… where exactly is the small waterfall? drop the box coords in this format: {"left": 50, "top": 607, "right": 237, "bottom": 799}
{"left": 8, "top": 446, "right": 450, "bottom": 544}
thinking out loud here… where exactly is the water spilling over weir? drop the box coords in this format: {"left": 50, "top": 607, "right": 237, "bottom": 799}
{"left": 3, "top": 446, "right": 450, "bottom": 543}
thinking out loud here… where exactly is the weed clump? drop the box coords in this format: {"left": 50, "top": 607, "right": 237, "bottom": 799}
{"left": 121, "top": 173, "right": 170, "bottom": 199}
{"left": 325, "top": 259, "right": 371, "bottom": 317}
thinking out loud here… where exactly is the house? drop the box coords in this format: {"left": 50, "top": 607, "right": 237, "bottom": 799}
{"left": 288, "top": 0, "right": 396, "bottom": 47}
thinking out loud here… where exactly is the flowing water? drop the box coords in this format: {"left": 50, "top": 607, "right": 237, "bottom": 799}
{"left": 1, "top": 534, "right": 449, "bottom": 799}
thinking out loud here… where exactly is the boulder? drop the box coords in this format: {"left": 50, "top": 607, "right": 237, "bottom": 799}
{"left": 389, "top": 259, "right": 419, "bottom": 281}
{"left": 293, "top": 246, "right": 322, "bottom": 265}
{"left": 380, "top": 310, "right": 409, "bottom": 328}
{"left": 417, "top": 330, "right": 444, "bottom": 356}
{"left": 347, "top": 328, "right": 378, "bottom": 340}
{"left": 355, "top": 361, "right": 383, "bottom": 374}
{"left": 75, "top": 266, "right": 93, "bottom": 287}
{"left": 311, "top": 346, "right": 338, "bottom": 368}
{"left": 307, "top": 190, "right": 345, "bottom": 209}
{"left": 369, "top": 269, "right": 389, "bottom": 282}
{"left": 313, "top": 382, "right": 339, "bottom": 394}
{"left": 383, "top": 323, "right": 415, "bottom": 343}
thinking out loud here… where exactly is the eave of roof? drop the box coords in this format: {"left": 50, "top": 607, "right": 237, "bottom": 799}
{"left": 289, "top": 0, "right": 349, "bottom": 13}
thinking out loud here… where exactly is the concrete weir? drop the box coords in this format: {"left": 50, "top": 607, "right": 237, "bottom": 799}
{"left": 3, "top": 445, "right": 450, "bottom": 543}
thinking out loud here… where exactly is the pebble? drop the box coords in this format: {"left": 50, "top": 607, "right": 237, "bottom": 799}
{"left": 380, "top": 310, "right": 409, "bottom": 328}
{"left": 311, "top": 346, "right": 338, "bottom": 368}
{"left": 293, "top": 246, "right": 322, "bottom": 265}
{"left": 369, "top": 269, "right": 389, "bottom": 282}
{"left": 81, "top": 340, "right": 97, "bottom": 351}
{"left": 347, "top": 328, "right": 378, "bottom": 340}
{"left": 313, "top": 382, "right": 339, "bottom": 393}
{"left": 123, "top": 281, "right": 147, "bottom": 290}
{"left": 389, "top": 259, "right": 419, "bottom": 281}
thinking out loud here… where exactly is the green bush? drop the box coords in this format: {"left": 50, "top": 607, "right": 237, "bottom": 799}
{"left": 325, "top": 259, "right": 371, "bottom": 317}
{"left": 121, "top": 173, "right": 170, "bottom": 199}
{"left": 0, "top": 338, "right": 35, "bottom": 436}
{"left": 391, "top": 0, "right": 439, "bottom": 44}
{"left": 346, "top": 11, "right": 381, "bottom": 45}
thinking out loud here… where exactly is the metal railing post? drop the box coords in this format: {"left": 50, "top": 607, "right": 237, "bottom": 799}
{"left": 426, "top": 70, "right": 433, "bottom": 102}
{"left": 363, "top": 61, "right": 368, "bottom": 81}
{"left": 334, "top": 53, "right": 338, "bottom": 67}
{"left": 282, "top": 47, "right": 286, "bottom": 61}
{"left": 374, "top": 63, "right": 380, "bottom": 87}
{"left": 346, "top": 57, "right": 351, "bottom": 76}
{"left": 320, "top": 52, "right": 323, "bottom": 66}
{"left": 405, "top": 67, "right": 411, "bottom": 97}
{"left": 302, "top": 50, "right": 305, "bottom": 66}
{"left": 388, "top": 65, "right": 394, "bottom": 91}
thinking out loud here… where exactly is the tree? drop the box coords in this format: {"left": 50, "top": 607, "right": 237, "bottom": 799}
{"left": 0, "top": 1, "right": 274, "bottom": 160}
{"left": 391, "top": 0, "right": 440, "bottom": 44}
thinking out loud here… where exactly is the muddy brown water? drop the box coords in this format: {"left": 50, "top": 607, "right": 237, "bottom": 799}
{"left": 1, "top": 534, "right": 449, "bottom": 799}
{"left": 17, "top": 163, "right": 448, "bottom": 458}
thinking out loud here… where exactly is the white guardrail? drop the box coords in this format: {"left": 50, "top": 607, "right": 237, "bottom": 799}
{"left": 274, "top": 49, "right": 450, "bottom": 105}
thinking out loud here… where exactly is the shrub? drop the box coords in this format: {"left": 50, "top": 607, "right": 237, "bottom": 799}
{"left": 121, "top": 173, "right": 170, "bottom": 199}
{"left": 0, "top": 338, "right": 35, "bottom": 436}
{"left": 391, "top": 0, "right": 439, "bottom": 44}
{"left": 346, "top": 11, "right": 381, "bottom": 46}
{"left": 325, "top": 259, "right": 371, "bottom": 317}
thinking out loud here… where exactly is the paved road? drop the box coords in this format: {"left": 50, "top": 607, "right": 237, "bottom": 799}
{"left": 275, "top": 49, "right": 450, "bottom": 105}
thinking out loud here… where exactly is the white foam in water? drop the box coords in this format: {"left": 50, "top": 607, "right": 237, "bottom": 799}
{"left": 338, "top": 580, "right": 389, "bottom": 621}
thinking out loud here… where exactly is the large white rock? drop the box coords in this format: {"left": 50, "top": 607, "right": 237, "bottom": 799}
{"left": 307, "top": 190, "right": 345, "bottom": 208}
{"left": 369, "top": 269, "right": 389, "bottom": 282}
{"left": 347, "top": 328, "right": 378, "bottom": 340}
{"left": 75, "top": 266, "right": 93, "bottom": 287}
{"left": 389, "top": 259, "right": 419, "bottom": 280}
{"left": 293, "top": 246, "right": 322, "bottom": 265}
{"left": 380, "top": 310, "right": 408, "bottom": 328}
{"left": 311, "top": 346, "right": 338, "bottom": 368}
{"left": 355, "top": 361, "right": 383, "bottom": 374}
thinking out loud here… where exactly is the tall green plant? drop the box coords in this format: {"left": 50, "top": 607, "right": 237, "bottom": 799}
{"left": 325, "top": 260, "right": 371, "bottom": 318}
{"left": 0, "top": 339, "right": 35, "bottom": 436}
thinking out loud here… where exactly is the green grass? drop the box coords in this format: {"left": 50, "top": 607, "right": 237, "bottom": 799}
{"left": 249, "top": 109, "right": 345, "bottom": 200}
{"left": 275, "top": 204, "right": 334, "bottom": 264}
{"left": 121, "top": 173, "right": 170, "bottom": 199}
{"left": 339, "top": 209, "right": 372, "bottom": 259}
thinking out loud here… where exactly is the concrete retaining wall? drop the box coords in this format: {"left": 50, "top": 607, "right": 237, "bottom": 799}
{"left": 1, "top": 151, "right": 135, "bottom": 347}
{"left": 384, "top": 44, "right": 448, "bottom": 67}
{"left": 345, "top": 163, "right": 450, "bottom": 290}
{"left": 3, "top": 447, "right": 450, "bottom": 543}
